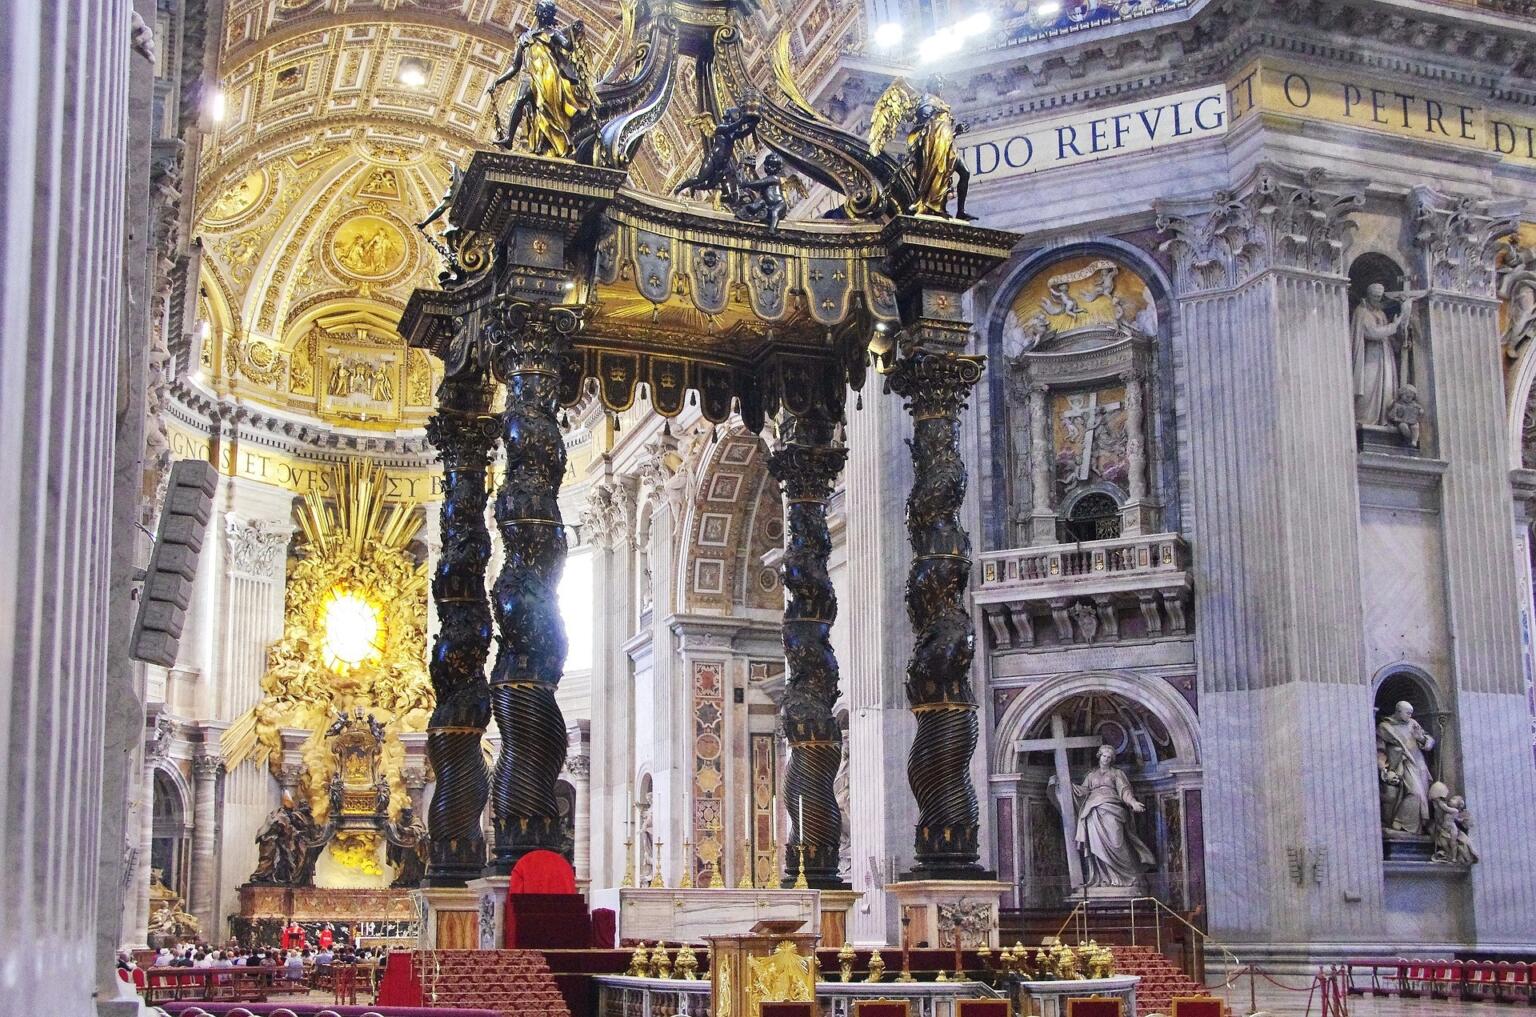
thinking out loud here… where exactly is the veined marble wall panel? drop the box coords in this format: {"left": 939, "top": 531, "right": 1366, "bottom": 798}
{"left": 989, "top": 640, "right": 1195, "bottom": 679}
{"left": 216, "top": 759, "right": 273, "bottom": 939}
{"left": 1358, "top": 505, "right": 1452, "bottom": 684}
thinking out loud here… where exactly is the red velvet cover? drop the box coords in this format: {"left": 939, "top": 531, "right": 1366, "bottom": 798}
{"left": 1170, "top": 999, "right": 1224, "bottom": 1017}
{"left": 760, "top": 1004, "right": 816, "bottom": 1017}
{"left": 955, "top": 1000, "right": 1011, "bottom": 1017}
{"left": 503, "top": 893, "right": 591, "bottom": 949}
{"left": 590, "top": 907, "right": 617, "bottom": 948}
{"left": 374, "top": 950, "right": 424, "bottom": 1007}
{"left": 851, "top": 1002, "right": 910, "bottom": 1017}
{"left": 1067, "top": 997, "right": 1123, "bottom": 1017}
{"left": 509, "top": 849, "right": 577, "bottom": 893}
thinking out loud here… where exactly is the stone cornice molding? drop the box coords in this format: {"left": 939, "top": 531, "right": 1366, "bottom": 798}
{"left": 167, "top": 376, "right": 434, "bottom": 460}
{"left": 1412, "top": 186, "right": 1523, "bottom": 297}
{"left": 834, "top": 0, "right": 1536, "bottom": 135}
{"left": 1155, "top": 163, "right": 1366, "bottom": 294}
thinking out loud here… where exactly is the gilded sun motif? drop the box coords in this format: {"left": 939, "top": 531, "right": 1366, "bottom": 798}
{"left": 330, "top": 215, "right": 408, "bottom": 280}
{"left": 203, "top": 169, "right": 270, "bottom": 227}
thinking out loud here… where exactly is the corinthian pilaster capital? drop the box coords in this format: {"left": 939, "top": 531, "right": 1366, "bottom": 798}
{"left": 191, "top": 754, "right": 225, "bottom": 782}
{"left": 1155, "top": 163, "right": 1366, "bottom": 294}
{"left": 225, "top": 516, "right": 291, "bottom": 580}
{"left": 1412, "top": 187, "right": 1521, "bottom": 298}
{"left": 580, "top": 474, "right": 637, "bottom": 550}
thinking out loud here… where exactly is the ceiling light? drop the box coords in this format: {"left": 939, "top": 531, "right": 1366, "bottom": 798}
{"left": 399, "top": 61, "right": 430, "bottom": 89}
{"left": 918, "top": 29, "right": 964, "bottom": 63}
{"left": 873, "top": 21, "right": 904, "bottom": 48}
{"left": 957, "top": 11, "right": 992, "bottom": 35}
{"left": 1035, "top": 1, "right": 1062, "bottom": 17}
{"left": 209, "top": 89, "right": 227, "bottom": 123}
{"left": 199, "top": 320, "right": 211, "bottom": 342}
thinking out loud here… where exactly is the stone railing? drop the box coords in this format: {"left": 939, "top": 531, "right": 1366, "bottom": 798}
{"left": 596, "top": 975, "right": 711, "bottom": 1017}
{"left": 595, "top": 976, "right": 1000, "bottom": 1017}
{"left": 974, "top": 534, "right": 1191, "bottom": 650}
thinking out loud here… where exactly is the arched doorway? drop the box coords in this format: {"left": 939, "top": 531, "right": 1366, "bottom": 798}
{"left": 152, "top": 767, "right": 191, "bottom": 902}
{"left": 993, "top": 673, "right": 1202, "bottom": 909}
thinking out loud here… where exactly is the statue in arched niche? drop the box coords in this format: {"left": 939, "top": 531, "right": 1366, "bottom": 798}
{"left": 1349, "top": 255, "right": 1428, "bottom": 442}
{"left": 1050, "top": 744, "right": 1156, "bottom": 890}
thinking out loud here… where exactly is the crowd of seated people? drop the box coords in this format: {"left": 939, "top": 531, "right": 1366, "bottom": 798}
{"left": 119, "top": 939, "right": 391, "bottom": 1002}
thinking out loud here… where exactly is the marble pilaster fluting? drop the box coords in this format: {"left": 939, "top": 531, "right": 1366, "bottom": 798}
{"left": 189, "top": 749, "right": 225, "bottom": 936}
{"left": 567, "top": 740, "right": 592, "bottom": 887}
{"left": 217, "top": 500, "right": 293, "bottom": 718}
{"left": 1412, "top": 188, "right": 1536, "bottom": 945}
{"left": 842, "top": 381, "right": 919, "bottom": 943}
{"left": 583, "top": 469, "right": 635, "bottom": 889}
{"left": 1157, "top": 163, "right": 1381, "bottom": 946}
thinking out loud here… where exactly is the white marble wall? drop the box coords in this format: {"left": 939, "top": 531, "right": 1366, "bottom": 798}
{"left": 0, "top": 3, "right": 137, "bottom": 1014}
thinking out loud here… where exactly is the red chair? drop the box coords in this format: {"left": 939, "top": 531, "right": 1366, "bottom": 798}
{"left": 762, "top": 1004, "right": 818, "bottom": 1017}
{"left": 1171, "top": 997, "right": 1224, "bottom": 1017}
{"left": 850, "top": 1003, "right": 909, "bottom": 1017}
{"left": 333, "top": 964, "right": 358, "bottom": 1006}
{"left": 1068, "top": 997, "right": 1124, "bottom": 1017}
{"left": 956, "top": 1000, "right": 1011, "bottom": 1017}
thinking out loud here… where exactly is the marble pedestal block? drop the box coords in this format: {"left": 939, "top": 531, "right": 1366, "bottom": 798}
{"left": 590, "top": 887, "right": 821, "bottom": 943}
{"left": 1013, "top": 976, "right": 1140, "bottom": 1017}
{"left": 410, "top": 887, "right": 481, "bottom": 950}
{"left": 467, "top": 875, "right": 511, "bottom": 949}
{"left": 818, "top": 889, "right": 863, "bottom": 948}
{"left": 886, "top": 880, "right": 1012, "bottom": 949}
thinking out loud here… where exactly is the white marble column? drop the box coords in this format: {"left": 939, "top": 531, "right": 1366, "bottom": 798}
{"left": 189, "top": 750, "right": 224, "bottom": 936}
{"left": 569, "top": 750, "right": 591, "bottom": 887}
{"left": 1413, "top": 188, "right": 1536, "bottom": 946}
{"left": 842, "top": 375, "right": 917, "bottom": 944}
{"left": 582, "top": 472, "right": 636, "bottom": 890}
{"left": 1158, "top": 163, "right": 1381, "bottom": 948}
{"left": 1121, "top": 367, "right": 1150, "bottom": 535}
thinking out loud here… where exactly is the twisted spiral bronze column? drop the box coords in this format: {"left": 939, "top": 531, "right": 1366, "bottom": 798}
{"left": 486, "top": 300, "right": 580, "bottom": 873}
{"left": 423, "top": 369, "right": 498, "bottom": 886}
{"left": 767, "top": 413, "right": 849, "bottom": 889}
{"left": 889, "top": 349, "right": 988, "bottom": 878}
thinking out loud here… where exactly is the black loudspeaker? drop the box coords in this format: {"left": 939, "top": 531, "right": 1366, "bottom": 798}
{"left": 131, "top": 458, "right": 218, "bottom": 667}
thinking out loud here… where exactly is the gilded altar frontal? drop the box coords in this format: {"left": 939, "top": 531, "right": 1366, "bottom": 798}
{"left": 8, "top": 1, "right": 1536, "bottom": 1016}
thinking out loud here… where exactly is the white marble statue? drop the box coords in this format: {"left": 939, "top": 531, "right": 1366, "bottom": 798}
{"left": 1352, "top": 283, "right": 1423, "bottom": 429}
{"left": 1052, "top": 744, "right": 1156, "bottom": 890}
{"left": 1377, "top": 700, "right": 1436, "bottom": 835}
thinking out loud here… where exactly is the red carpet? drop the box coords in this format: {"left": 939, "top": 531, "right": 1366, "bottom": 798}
{"left": 1112, "top": 945, "right": 1226, "bottom": 1017}
{"left": 387, "top": 950, "right": 571, "bottom": 1017}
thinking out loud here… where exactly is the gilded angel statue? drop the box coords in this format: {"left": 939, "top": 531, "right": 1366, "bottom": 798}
{"left": 868, "top": 74, "right": 975, "bottom": 219}
{"left": 487, "top": 0, "right": 598, "bottom": 158}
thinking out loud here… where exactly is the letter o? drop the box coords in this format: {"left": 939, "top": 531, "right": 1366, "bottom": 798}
{"left": 1283, "top": 73, "right": 1312, "bottom": 109}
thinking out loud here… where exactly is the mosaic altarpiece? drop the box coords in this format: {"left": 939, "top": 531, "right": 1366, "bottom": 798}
{"left": 1001, "top": 253, "right": 1164, "bottom": 548}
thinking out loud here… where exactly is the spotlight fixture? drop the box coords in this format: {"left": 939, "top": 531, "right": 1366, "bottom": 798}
{"left": 957, "top": 11, "right": 992, "bottom": 35}
{"left": 398, "top": 58, "right": 430, "bottom": 89}
{"left": 873, "top": 21, "right": 904, "bottom": 48}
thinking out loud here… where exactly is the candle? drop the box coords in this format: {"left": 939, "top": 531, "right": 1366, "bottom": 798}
{"left": 798, "top": 795, "right": 804, "bottom": 836}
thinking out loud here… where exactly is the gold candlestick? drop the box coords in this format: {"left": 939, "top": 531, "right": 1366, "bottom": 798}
{"left": 679, "top": 839, "right": 695, "bottom": 888}
{"left": 737, "top": 853, "right": 755, "bottom": 889}
{"left": 649, "top": 839, "right": 666, "bottom": 888}
{"left": 793, "top": 843, "right": 810, "bottom": 890}
{"left": 621, "top": 837, "right": 635, "bottom": 888}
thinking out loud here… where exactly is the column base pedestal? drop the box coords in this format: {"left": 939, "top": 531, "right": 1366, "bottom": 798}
{"left": 467, "top": 875, "right": 511, "bottom": 949}
{"left": 818, "top": 889, "right": 863, "bottom": 948}
{"left": 410, "top": 887, "right": 482, "bottom": 950}
{"left": 886, "top": 879, "right": 1011, "bottom": 948}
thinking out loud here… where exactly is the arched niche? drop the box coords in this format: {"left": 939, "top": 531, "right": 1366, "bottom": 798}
{"left": 1372, "top": 663, "right": 1446, "bottom": 781}
{"left": 986, "top": 244, "right": 1174, "bottom": 550}
{"left": 1347, "top": 252, "right": 1432, "bottom": 455}
{"left": 152, "top": 765, "right": 192, "bottom": 901}
{"left": 991, "top": 672, "right": 1202, "bottom": 909}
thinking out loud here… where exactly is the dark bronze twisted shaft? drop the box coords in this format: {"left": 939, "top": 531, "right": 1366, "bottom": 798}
{"left": 767, "top": 413, "right": 849, "bottom": 889}
{"left": 890, "top": 349, "right": 986, "bottom": 877}
{"left": 423, "top": 370, "right": 497, "bottom": 886}
{"left": 487, "top": 300, "right": 578, "bottom": 872}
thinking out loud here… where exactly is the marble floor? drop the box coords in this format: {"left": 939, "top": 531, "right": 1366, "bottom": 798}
{"left": 1203, "top": 981, "right": 1495, "bottom": 1017}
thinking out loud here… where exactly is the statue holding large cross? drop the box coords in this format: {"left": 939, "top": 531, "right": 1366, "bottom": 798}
{"left": 1061, "top": 391, "right": 1123, "bottom": 483}
{"left": 1019, "top": 715, "right": 1156, "bottom": 897}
